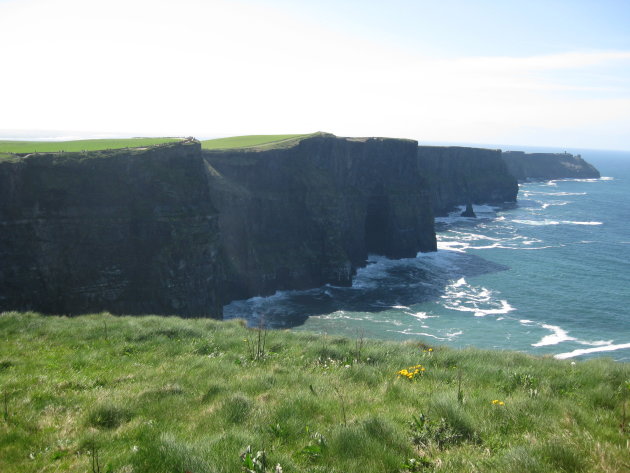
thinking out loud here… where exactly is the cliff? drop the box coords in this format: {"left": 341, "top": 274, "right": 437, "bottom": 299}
{"left": 204, "top": 133, "right": 436, "bottom": 300}
{"left": 0, "top": 134, "right": 437, "bottom": 317}
{"left": 0, "top": 141, "right": 227, "bottom": 317}
{"left": 417, "top": 146, "right": 519, "bottom": 216}
{"left": 502, "top": 151, "right": 601, "bottom": 180}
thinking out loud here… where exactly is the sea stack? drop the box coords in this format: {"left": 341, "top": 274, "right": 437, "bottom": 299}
{"left": 461, "top": 202, "right": 477, "bottom": 218}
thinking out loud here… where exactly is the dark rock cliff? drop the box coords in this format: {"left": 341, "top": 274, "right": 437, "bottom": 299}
{"left": 502, "top": 151, "right": 600, "bottom": 180}
{"left": 204, "top": 134, "right": 437, "bottom": 301}
{"left": 417, "top": 146, "right": 519, "bottom": 216}
{"left": 0, "top": 134, "right": 437, "bottom": 317}
{"left": 0, "top": 141, "right": 226, "bottom": 317}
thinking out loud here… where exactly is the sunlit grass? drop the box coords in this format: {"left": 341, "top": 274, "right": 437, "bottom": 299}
{"left": 201, "top": 134, "right": 311, "bottom": 150}
{"left": 0, "top": 312, "right": 628, "bottom": 472}
{"left": 0, "top": 137, "right": 183, "bottom": 154}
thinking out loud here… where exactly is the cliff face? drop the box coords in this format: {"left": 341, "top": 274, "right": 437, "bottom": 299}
{"left": 204, "top": 134, "right": 436, "bottom": 300}
{"left": 502, "top": 151, "right": 601, "bottom": 180}
{"left": 417, "top": 146, "right": 519, "bottom": 216}
{"left": 0, "top": 141, "right": 226, "bottom": 317}
{"left": 0, "top": 134, "right": 437, "bottom": 317}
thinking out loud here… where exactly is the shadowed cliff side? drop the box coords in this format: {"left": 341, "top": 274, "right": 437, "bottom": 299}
{"left": 0, "top": 141, "right": 227, "bottom": 317}
{"left": 417, "top": 146, "right": 519, "bottom": 216}
{"left": 502, "top": 151, "right": 601, "bottom": 180}
{"left": 204, "top": 133, "right": 437, "bottom": 301}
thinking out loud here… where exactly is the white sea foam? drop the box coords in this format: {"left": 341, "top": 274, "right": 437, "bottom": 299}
{"left": 556, "top": 177, "right": 612, "bottom": 183}
{"left": 513, "top": 219, "right": 602, "bottom": 226}
{"left": 565, "top": 221, "right": 603, "bottom": 225}
{"left": 452, "top": 277, "right": 467, "bottom": 288}
{"left": 405, "top": 311, "right": 437, "bottom": 320}
{"left": 320, "top": 311, "right": 365, "bottom": 321}
{"left": 551, "top": 178, "right": 600, "bottom": 183}
{"left": 541, "top": 201, "right": 570, "bottom": 209}
{"left": 577, "top": 339, "right": 613, "bottom": 347}
{"left": 436, "top": 241, "right": 468, "bottom": 253}
{"left": 531, "top": 324, "right": 576, "bottom": 347}
{"left": 441, "top": 278, "right": 515, "bottom": 317}
{"left": 528, "top": 191, "right": 587, "bottom": 196}
{"left": 554, "top": 343, "right": 630, "bottom": 359}
{"left": 392, "top": 305, "right": 410, "bottom": 310}
{"left": 388, "top": 329, "right": 448, "bottom": 340}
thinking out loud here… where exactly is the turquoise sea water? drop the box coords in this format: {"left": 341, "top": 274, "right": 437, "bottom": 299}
{"left": 225, "top": 149, "right": 630, "bottom": 362}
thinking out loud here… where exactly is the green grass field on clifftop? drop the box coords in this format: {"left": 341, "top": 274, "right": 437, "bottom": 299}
{"left": 0, "top": 138, "right": 183, "bottom": 154}
{"left": 201, "top": 134, "right": 311, "bottom": 150}
{"left": 0, "top": 312, "right": 628, "bottom": 473}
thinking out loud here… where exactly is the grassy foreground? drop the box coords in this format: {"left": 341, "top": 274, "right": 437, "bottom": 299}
{"left": 0, "top": 313, "right": 628, "bottom": 473}
{"left": 0, "top": 138, "right": 183, "bottom": 154}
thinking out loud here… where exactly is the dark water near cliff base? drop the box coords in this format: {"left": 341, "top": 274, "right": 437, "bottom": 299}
{"left": 225, "top": 150, "right": 630, "bottom": 362}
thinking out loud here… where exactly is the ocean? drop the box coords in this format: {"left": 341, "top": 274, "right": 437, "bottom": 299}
{"left": 224, "top": 149, "right": 630, "bottom": 362}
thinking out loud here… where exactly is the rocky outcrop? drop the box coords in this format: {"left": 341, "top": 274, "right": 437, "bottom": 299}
{"left": 0, "top": 141, "right": 227, "bottom": 317}
{"left": 204, "top": 133, "right": 436, "bottom": 301}
{"left": 417, "top": 146, "right": 519, "bottom": 216}
{"left": 502, "top": 151, "right": 600, "bottom": 180}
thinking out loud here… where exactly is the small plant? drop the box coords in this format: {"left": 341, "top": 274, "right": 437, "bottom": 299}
{"left": 298, "top": 431, "right": 327, "bottom": 462}
{"left": 354, "top": 329, "right": 365, "bottom": 363}
{"left": 333, "top": 386, "right": 348, "bottom": 427}
{"left": 457, "top": 370, "right": 464, "bottom": 405}
{"left": 266, "top": 423, "right": 286, "bottom": 439}
{"left": 87, "top": 404, "right": 132, "bottom": 429}
{"left": 240, "top": 446, "right": 283, "bottom": 473}
{"left": 491, "top": 399, "right": 506, "bottom": 406}
{"left": 245, "top": 318, "right": 268, "bottom": 361}
{"left": 400, "top": 456, "right": 433, "bottom": 472}
{"left": 81, "top": 438, "right": 103, "bottom": 473}
{"left": 409, "top": 413, "right": 464, "bottom": 450}
{"left": 2, "top": 391, "right": 8, "bottom": 422}
{"left": 505, "top": 372, "right": 539, "bottom": 396}
{"left": 397, "top": 365, "right": 426, "bottom": 380}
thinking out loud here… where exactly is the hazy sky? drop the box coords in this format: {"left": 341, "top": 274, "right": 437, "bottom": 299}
{"left": 2, "top": 0, "right": 629, "bottom": 149}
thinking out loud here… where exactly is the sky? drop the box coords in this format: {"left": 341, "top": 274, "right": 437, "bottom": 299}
{"left": 1, "top": 0, "right": 630, "bottom": 150}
